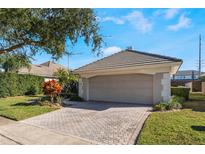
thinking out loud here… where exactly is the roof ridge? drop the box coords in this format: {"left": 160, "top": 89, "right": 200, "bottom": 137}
{"left": 126, "top": 49, "right": 182, "bottom": 62}
{"left": 38, "top": 61, "right": 67, "bottom": 68}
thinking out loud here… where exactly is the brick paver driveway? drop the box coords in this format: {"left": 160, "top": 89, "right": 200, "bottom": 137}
{"left": 22, "top": 101, "right": 152, "bottom": 145}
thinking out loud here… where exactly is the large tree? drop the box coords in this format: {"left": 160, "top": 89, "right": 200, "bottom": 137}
{"left": 0, "top": 9, "right": 102, "bottom": 59}
{"left": 0, "top": 53, "right": 31, "bottom": 72}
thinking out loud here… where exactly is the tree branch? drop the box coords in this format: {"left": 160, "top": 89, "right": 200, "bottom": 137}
{"left": 0, "top": 43, "right": 26, "bottom": 54}
{"left": 0, "top": 41, "right": 45, "bottom": 54}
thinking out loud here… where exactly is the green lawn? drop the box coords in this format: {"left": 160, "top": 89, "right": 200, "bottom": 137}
{"left": 0, "top": 96, "right": 57, "bottom": 121}
{"left": 138, "top": 93, "right": 205, "bottom": 145}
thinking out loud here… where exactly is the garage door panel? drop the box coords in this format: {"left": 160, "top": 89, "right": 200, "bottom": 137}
{"left": 89, "top": 74, "right": 153, "bottom": 104}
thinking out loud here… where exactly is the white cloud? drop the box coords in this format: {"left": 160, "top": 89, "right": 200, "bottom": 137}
{"left": 124, "top": 11, "right": 152, "bottom": 33}
{"left": 154, "top": 9, "right": 180, "bottom": 19}
{"left": 168, "top": 14, "right": 191, "bottom": 31}
{"left": 165, "top": 9, "right": 180, "bottom": 19}
{"left": 102, "top": 46, "right": 122, "bottom": 56}
{"left": 100, "top": 10, "right": 152, "bottom": 33}
{"left": 101, "top": 17, "right": 124, "bottom": 25}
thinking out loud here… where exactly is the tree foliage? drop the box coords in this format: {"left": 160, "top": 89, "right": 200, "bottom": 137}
{"left": 0, "top": 9, "right": 103, "bottom": 59}
{"left": 0, "top": 53, "right": 31, "bottom": 72}
{"left": 54, "top": 68, "right": 78, "bottom": 98}
{"left": 54, "top": 68, "right": 78, "bottom": 86}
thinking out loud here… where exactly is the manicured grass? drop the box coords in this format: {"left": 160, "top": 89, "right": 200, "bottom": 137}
{"left": 0, "top": 96, "right": 57, "bottom": 121}
{"left": 138, "top": 93, "right": 205, "bottom": 145}
{"left": 190, "top": 92, "right": 205, "bottom": 101}
{"left": 183, "top": 93, "right": 205, "bottom": 112}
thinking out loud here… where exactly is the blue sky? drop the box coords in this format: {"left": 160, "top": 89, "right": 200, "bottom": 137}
{"left": 33, "top": 8, "right": 205, "bottom": 71}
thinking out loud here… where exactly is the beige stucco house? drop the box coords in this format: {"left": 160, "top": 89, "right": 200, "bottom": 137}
{"left": 18, "top": 61, "right": 67, "bottom": 81}
{"left": 74, "top": 49, "right": 182, "bottom": 105}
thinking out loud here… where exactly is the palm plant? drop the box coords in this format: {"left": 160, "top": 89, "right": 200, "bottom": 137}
{"left": 54, "top": 68, "right": 78, "bottom": 86}
{"left": 54, "top": 68, "right": 78, "bottom": 98}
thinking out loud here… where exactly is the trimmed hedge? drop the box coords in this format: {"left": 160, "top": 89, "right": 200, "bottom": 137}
{"left": 200, "top": 76, "right": 205, "bottom": 81}
{"left": 0, "top": 73, "right": 44, "bottom": 97}
{"left": 171, "top": 86, "right": 190, "bottom": 100}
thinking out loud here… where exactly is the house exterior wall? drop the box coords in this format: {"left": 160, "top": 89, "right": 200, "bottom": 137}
{"left": 78, "top": 78, "right": 83, "bottom": 98}
{"left": 44, "top": 78, "right": 58, "bottom": 82}
{"left": 153, "top": 73, "right": 163, "bottom": 104}
{"left": 202, "top": 82, "right": 205, "bottom": 94}
{"left": 79, "top": 78, "right": 89, "bottom": 101}
{"left": 161, "top": 73, "right": 171, "bottom": 102}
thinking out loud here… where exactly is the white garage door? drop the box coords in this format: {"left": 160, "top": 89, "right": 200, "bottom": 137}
{"left": 89, "top": 74, "right": 153, "bottom": 104}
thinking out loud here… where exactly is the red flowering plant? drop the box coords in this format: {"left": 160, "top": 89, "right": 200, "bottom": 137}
{"left": 42, "top": 79, "right": 62, "bottom": 103}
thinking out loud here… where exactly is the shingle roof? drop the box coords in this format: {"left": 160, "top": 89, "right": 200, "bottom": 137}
{"left": 18, "top": 61, "right": 67, "bottom": 77}
{"left": 75, "top": 49, "right": 182, "bottom": 72}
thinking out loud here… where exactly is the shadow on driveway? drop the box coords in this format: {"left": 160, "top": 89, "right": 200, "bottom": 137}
{"left": 63, "top": 101, "right": 152, "bottom": 111}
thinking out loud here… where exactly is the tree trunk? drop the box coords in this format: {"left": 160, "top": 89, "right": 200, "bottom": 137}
{"left": 50, "top": 96, "right": 54, "bottom": 103}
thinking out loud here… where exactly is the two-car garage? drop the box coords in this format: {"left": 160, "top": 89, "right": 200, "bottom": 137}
{"left": 75, "top": 49, "right": 182, "bottom": 105}
{"left": 89, "top": 74, "right": 153, "bottom": 104}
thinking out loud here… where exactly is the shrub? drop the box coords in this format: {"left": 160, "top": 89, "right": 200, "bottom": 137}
{"left": 39, "top": 95, "right": 62, "bottom": 105}
{"left": 42, "top": 80, "right": 62, "bottom": 103}
{"left": 166, "top": 101, "right": 182, "bottom": 110}
{"left": 25, "top": 85, "right": 38, "bottom": 95}
{"left": 69, "top": 94, "right": 83, "bottom": 101}
{"left": 55, "top": 96, "right": 62, "bottom": 104}
{"left": 54, "top": 69, "right": 78, "bottom": 86}
{"left": 200, "top": 76, "right": 205, "bottom": 81}
{"left": 0, "top": 73, "right": 44, "bottom": 97}
{"left": 170, "top": 95, "right": 185, "bottom": 103}
{"left": 40, "top": 95, "right": 50, "bottom": 102}
{"left": 154, "top": 96, "right": 183, "bottom": 111}
{"left": 54, "top": 69, "right": 79, "bottom": 99}
{"left": 171, "top": 86, "right": 190, "bottom": 100}
{"left": 153, "top": 102, "right": 167, "bottom": 111}
{"left": 60, "top": 81, "right": 78, "bottom": 98}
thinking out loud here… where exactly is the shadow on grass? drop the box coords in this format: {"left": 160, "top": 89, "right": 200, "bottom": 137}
{"left": 0, "top": 114, "right": 18, "bottom": 121}
{"left": 11, "top": 101, "right": 38, "bottom": 106}
{"left": 191, "top": 126, "right": 205, "bottom": 132}
{"left": 183, "top": 101, "right": 205, "bottom": 112}
{"left": 10, "top": 97, "right": 42, "bottom": 107}
{"left": 192, "top": 109, "right": 205, "bottom": 112}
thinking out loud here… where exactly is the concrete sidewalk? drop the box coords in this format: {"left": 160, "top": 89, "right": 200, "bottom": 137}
{"left": 0, "top": 134, "right": 19, "bottom": 145}
{"left": 0, "top": 117, "right": 91, "bottom": 145}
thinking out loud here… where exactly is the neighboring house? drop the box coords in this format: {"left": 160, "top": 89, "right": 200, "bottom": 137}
{"left": 200, "top": 73, "right": 205, "bottom": 77}
{"left": 74, "top": 49, "right": 182, "bottom": 105}
{"left": 171, "top": 70, "right": 204, "bottom": 92}
{"left": 172, "top": 70, "right": 203, "bottom": 80}
{"left": 18, "top": 61, "right": 67, "bottom": 81}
